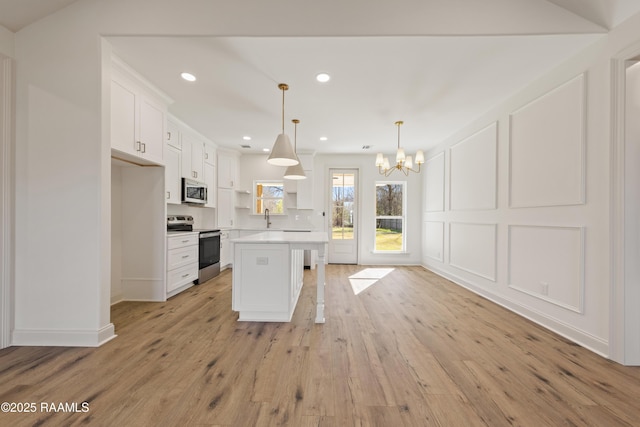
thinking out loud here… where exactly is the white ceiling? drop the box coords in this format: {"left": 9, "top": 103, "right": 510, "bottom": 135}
{"left": 2, "top": 0, "right": 640, "bottom": 155}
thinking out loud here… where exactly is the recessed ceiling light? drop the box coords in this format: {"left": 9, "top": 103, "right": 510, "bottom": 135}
{"left": 180, "top": 72, "right": 196, "bottom": 82}
{"left": 262, "top": 148, "right": 270, "bottom": 152}
{"left": 319, "top": 136, "right": 328, "bottom": 141}
{"left": 316, "top": 73, "right": 330, "bottom": 83}
{"left": 243, "top": 136, "right": 251, "bottom": 141}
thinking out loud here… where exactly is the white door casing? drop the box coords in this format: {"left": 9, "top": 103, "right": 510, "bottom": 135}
{"left": 0, "top": 54, "right": 14, "bottom": 349}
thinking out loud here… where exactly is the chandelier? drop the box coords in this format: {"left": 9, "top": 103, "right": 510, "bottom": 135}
{"left": 375, "top": 121, "right": 424, "bottom": 176}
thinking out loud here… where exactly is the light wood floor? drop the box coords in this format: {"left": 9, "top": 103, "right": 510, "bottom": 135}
{"left": 1, "top": 265, "right": 640, "bottom": 426}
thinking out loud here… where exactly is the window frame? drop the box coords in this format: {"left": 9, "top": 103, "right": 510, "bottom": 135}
{"left": 374, "top": 180, "right": 407, "bottom": 252}
{"left": 253, "top": 180, "right": 285, "bottom": 215}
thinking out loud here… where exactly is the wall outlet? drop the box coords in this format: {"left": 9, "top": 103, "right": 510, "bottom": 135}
{"left": 540, "top": 281, "right": 549, "bottom": 295}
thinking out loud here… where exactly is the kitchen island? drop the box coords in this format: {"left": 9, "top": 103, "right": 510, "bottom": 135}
{"left": 231, "top": 231, "right": 329, "bottom": 323}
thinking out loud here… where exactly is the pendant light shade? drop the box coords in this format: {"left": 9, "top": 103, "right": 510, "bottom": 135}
{"left": 269, "top": 134, "right": 298, "bottom": 166}
{"left": 267, "top": 83, "right": 299, "bottom": 167}
{"left": 284, "top": 119, "right": 307, "bottom": 180}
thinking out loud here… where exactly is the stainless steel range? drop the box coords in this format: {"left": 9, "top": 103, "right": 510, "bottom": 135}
{"left": 167, "top": 215, "right": 221, "bottom": 284}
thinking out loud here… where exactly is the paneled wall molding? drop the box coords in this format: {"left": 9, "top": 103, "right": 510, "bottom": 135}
{"left": 448, "top": 222, "right": 497, "bottom": 281}
{"left": 509, "top": 73, "right": 586, "bottom": 209}
{"left": 507, "top": 224, "right": 585, "bottom": 313}
{"left": 424, "top": 152, "right": 445, "bottom": 213}
{"left": 449, "top": 122, "right": 498, "bottom": 211}
{"left": 424, "top": 221, "right": 444, "bottom": 262}
{"left": 0, "top": 55, "right": 13, "bottom": 349}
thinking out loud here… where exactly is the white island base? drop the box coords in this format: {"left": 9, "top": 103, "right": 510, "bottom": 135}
{"left": 231, "top": 231, "right": 328, "bottom": 323}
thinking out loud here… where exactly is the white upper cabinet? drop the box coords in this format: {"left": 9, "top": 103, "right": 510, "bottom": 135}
{"left": 166, "top": 119, "right": 182, "bottom": 149}
{"left": 217, "top": 150, "right": 238, "bottom": 189}
{"left": 181, "top": 132, "right": 204, "bottom": 181}
{"left": 204, "top": 143, "right": 216, "bottom": 165}
{"left": 110, "top": 58, "right": 169, "bottom": 166}
{"left": 165, "top": 144, "right": 182, "bottom": 205}
{"left": 204, "top": 162, "right": 217, "bottom": 208}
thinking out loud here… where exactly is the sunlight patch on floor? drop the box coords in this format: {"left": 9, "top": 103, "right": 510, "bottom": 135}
{"left": 348, "top": 268, "right": 395, "bottom": 295}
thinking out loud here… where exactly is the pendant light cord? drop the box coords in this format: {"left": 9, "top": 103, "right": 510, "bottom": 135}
{"left": 281, "top": 87, "right": 285, "bottom": 133}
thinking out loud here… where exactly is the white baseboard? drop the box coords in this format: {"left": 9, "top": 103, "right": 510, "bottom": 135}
{"left": 12, "top": 323, "right": 116, "bottom": 347}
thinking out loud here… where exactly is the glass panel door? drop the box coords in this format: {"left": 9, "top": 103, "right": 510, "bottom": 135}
{"left": 329, "top": 169, "right": 358, "bottom": 264}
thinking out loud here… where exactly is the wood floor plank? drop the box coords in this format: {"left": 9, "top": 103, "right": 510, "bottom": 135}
{"left": 1, "top": 266, "right": 640, "bottom": 426}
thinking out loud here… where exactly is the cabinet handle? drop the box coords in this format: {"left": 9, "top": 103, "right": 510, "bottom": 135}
{"left": 167, "top": 131, "right": 171, "bottom": 140}
{"left": 141, "top": 142, "right": 146, "bottom": 153}
{"left": 181, "top": 273, "right": 190, "bottom": 278}
{"left": 205, "top": 153, "right": 208, "bottom": 159}
{"left": 230, "top": 180, "right": 234, "bottom": 187}
{"left": 181, "top": 239, "right": 189, "bottom": 243}
{"left": 166, "top": 191, "right": 170, "bottom": 199}
{"left": 182, "top": 255, "right": 190, "bottom": 259}
{"left": 136, "top": 141, "right": 142, "bottom": 152}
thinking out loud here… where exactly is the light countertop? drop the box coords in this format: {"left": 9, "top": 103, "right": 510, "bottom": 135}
{"left": 231, "top": 230, "right": 328, "bottom": 244}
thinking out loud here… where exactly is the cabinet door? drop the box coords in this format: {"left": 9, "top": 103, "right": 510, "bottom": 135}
{"left": 217, "top": 188, "right": 234, "bottom": 228}
{"left": 191, "top": 140, "right": 204, "bottom": 180}
{"left": 181, "top": 134, "right": 204, "bottom": 181}
{"left": 204, "top": 162, "right": 217, "bottom": 208}
{"left": 204, "top": 143, "right": 216, "bottom": 165}
{"left": 217, "top": 152, "right": 237, "bottom": 188}
{"left": 139, "top": 97, "right": 165, "bottom": 164}
{"left": 165, "top": 145, "right": 182, "bottom": 204}
{"left": 220, "top": 232, "right": 230, "bottom": 268}
{"left": 166, "top": 119, "right": 181, "bottom": 149}
{"left": 110, "top": 80, "right": 137, "bottom": 155}
{"left": 180, "top": 137, "right": 193, "bottom": 180}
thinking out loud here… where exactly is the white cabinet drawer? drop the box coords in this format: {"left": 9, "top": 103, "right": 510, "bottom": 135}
{"left": 167, "top": 233, "right": 198, "bottom": 250}
{"left": 167, "top": 263, "right": 198, "bottom": 293}
{"left": 167, "top": 245, "right": 198, "bottom": 270}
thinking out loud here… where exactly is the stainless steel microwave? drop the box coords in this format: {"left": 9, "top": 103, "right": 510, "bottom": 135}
{"left": 182, "top": 178, "right": 207, "bottom": 204}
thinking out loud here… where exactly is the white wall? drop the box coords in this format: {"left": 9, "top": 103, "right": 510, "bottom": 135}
{"left": 422, "top": 13, "right": 640, "bottom": 359}
{"left": 0, "top": 25, "right": 14, "bottom": 58}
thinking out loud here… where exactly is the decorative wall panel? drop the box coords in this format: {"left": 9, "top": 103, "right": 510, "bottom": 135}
{"left": 450, "top": 122, "right": 497, "bottom": 211}
{"left": 424, "top": 221, "right": 444, "bottom": 262}
{"left": 508, "top": 225, "right": 584, "bottom": 312}
{"left": 449, "top": 222, "right": 496, "bottom": 281}
{"left": 424, "top": 152, "right": 445, "bottom": 212}
{"left": 509, "top": 74, "right": 585, "bottom": 208}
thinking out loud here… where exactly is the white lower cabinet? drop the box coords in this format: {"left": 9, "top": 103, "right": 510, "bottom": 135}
{"left": 167, "top": 233, "right": 199, "bottom": 296}
{"left": 220, "top": 230, "right": 231, "bottom": 270}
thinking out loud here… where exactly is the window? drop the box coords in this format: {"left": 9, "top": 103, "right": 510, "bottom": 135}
{"left": 254, "top": 181, "right": 284, "bottom": 214}
{"left": 375, "top": 182, "right": 405, "bottom": 251}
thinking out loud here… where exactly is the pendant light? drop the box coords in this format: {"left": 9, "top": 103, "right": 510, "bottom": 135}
{"left": 267, "top": 83, "right": 299, "bottom": 166}
{"left": 284, "top": 119, "right": 306, "bottom": 180}
{"left": 375, "top": 121, "right": 425, "bottom": 176}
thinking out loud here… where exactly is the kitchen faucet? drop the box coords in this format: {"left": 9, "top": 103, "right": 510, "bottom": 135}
{"left": 264, "top": 208, "right": 271, "bottom": 229}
